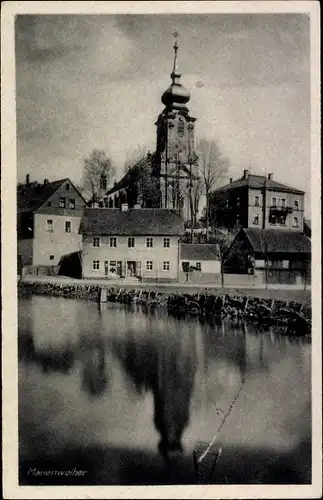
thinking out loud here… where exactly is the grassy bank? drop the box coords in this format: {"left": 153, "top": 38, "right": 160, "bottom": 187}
{"left": 20, "top": 276, "right": 311, "bottom": 305}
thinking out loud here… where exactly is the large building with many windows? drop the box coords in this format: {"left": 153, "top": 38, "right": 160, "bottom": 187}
{"left": 79, "top": 206, "right": 184, "bottom": 281}
{"left": 210, "top": 169, "right": 305, "bottom": 231}
{"left": 17, "top": 175, "right": 87, "bottom": 267}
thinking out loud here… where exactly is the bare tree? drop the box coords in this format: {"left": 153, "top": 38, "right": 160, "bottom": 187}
{"left": 258, "top": 230, "right": 269, "bottom": 288}
{"left": 81, "top": 149, "right": 114, "bottom": 201}
{"left": 211, "top": 227, "right": 236, "bottom": 287}
{"left": 196, "top": 138, "right": 229, "bottom": 241}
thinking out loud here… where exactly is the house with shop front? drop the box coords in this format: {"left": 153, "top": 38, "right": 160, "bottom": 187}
{"left": 223, "top": 228, "right": 311, "bottom": 286}
{"left": 179, "top": 244, "right": 221, "bottom": 283}
{"left": 210, "top": 169, "right": 305, "bottom": 231}
{"left": 17, "top": 175, "right": 87, "bottom": 268}
{"left": 79, "top": 205, "right": 184, "bottom": 281}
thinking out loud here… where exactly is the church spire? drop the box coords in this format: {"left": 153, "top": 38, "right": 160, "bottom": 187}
{"left": 171, "top": 32, "right": 181, "bottom": 83}
{"left": 161, "top": 32, "right": 190, "bottom": 112}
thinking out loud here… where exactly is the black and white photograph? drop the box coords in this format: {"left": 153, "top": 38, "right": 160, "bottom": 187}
{"left": 1, "top": 1, "right": 321, "bottom": 498}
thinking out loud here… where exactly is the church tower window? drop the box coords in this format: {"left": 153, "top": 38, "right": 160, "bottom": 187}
{"left": 178, "top": 119, "right": 185, "bottom": 137}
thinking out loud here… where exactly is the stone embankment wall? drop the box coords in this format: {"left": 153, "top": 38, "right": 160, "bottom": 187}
{"left": 18, "top": 281, "right": 311, "bottom": 335}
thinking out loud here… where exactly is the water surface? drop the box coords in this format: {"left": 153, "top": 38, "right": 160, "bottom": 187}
{"left": 18, "top": 296, "right": 311, "bottom": 485}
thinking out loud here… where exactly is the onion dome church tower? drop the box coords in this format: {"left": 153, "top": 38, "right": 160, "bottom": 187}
{"left": 154, "top": 34, "right": 198, "bottom": 220}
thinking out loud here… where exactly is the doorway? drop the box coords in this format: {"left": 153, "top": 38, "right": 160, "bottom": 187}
{"left": 127, "top": 261, "right": 137, "bottom": 277}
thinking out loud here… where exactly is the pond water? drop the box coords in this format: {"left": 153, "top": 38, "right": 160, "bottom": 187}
{"left": 18, "top": 295, "right": 311, "bottom": 485}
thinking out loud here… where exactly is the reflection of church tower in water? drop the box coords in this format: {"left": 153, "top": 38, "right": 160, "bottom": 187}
{"left": 154, "top": 33, "right": 198, "bottom": 221}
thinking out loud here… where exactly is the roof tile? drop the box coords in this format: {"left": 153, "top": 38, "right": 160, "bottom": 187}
{"left": 79, "top": 208, "right": 184, "bottom": 236}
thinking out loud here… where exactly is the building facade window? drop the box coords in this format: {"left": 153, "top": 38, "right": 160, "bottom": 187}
{"left": 236, "top": 197, "right": 240, "bottom": 207}
{"left": 163, "top": 261, "right": 170, "bottom": 271}
{"left": 146, "top": 237, "right": 154, "bottom": 248}
{"left": 46, "top": 219, "right": 53, "bottom": 232}
{"left": 294, "top": 200, "right": 299, "bottom": 210}
{"left": 254, "top": 196, "right": 260, "bottom": 206}
{"left": 110, "top": 237, "right": 117, "bottom": 247}
{"left": 93, "top": 237, "right": 100, "bottom": 247}
{"left": 69, "top": 198, "right": 75, "bottom": 209}
{"left": 66, "top": 183, "right": 70, "bottom": 191}
{"left": 59, "top": 197, "right": 66, "bottom": 208}
{"left": 47, "top": 201, "right": 51, "bottom": 207}
{"left": 281, "top": 198, "right": 286, "bottom": 208}
{"left": 128, "top": 237, "right": 135, "bottom": 248}
{"left": 271, "top": 197, "right": 277, "bottom": 207}
{"left": 279, "top": 216, "right": 286, "bottom": 225}
{"left": 65, "top": 221, "right": 71, "bottom": 233}
{"left": 50, "top": 255, "right": 54, "bottom": 260}
{"left": 196, "top": 262, "right": 202, "bottom": 271}
{"left": 146, "top": 261, "right": 153, "bottom": 271}
{"left": 92, "top": 260, "right": 100, "bottom": 270}
{"left": 293, "top": 217, "right": 299, "bottom": 227}
{"left": 253, "top": 214, "right": 259, "bottom": 225}
{"left": 109, "top": 261, "right": 116, "bottom": 273}
{"left": 163, "top": 237, "right": 170, "bottom": 248}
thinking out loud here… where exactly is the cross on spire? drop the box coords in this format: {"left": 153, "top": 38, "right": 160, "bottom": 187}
{"left": 171, "top": 31, "right": 180, "bottom": 81}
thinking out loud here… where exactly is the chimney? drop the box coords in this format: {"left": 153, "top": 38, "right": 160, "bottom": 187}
{"left": 229, "top": 177, "right": 233, "bottom": 183}
{"left": 243, "top": 169, "right": 249, "bottom": 179}
{"left": 121, "top": 203, "right": 128, "bottom": 212}
{"left": 44, "top": 178, "right": 49, "bottom": 185}
{"left": 268, "top": 173, "right": 273, "bottom": 180}
{"left": 26, "top": 174, "right": 30, "bottom": 184}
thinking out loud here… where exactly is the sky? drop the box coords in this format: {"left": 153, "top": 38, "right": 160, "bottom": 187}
{"left": 15, "top": 13, "right": 311, "bottom": 213}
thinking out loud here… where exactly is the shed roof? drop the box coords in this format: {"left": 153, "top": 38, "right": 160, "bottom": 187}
{"left": 79, "top": 208, "right": 184, "bottom": 236}
{"left": 242, "top": 228, "right": 311, "bottom": 254}
{"left": 180, "top": 244, "right": 220, "bottom": 261}
{"left": 214, "top": 174, "right": 304, "bottom": 195}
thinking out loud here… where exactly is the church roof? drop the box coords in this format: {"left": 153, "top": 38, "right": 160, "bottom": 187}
{"left": 105, "top": 156, "right": 152, "bottom": 196}
{"left": 214, "top": 174, "right": 304, "bottom": 195}
{"left": 79, "top": 208, "right": 184, "bottom": 236}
